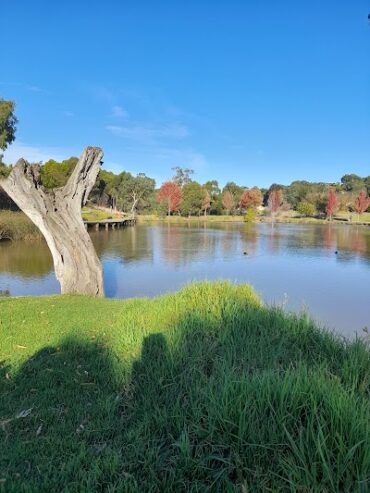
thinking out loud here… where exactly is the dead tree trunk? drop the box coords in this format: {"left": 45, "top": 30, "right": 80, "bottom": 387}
{"left": 0, "top": 147, "right": 104, "bottom": 296}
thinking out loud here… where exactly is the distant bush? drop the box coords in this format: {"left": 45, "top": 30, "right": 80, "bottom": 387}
{"left": 244, "top": 207, "right": 257, "bottom": 223}
{"left": 296, "top": 201, "right": 316, "bottom": 217}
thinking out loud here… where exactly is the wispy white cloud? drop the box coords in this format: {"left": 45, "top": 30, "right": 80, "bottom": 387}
{"left": 3, "top": 142, "right": 74, "bottom": 164}
{"left": 88, "top": 85, "right": 115, "bottom": 103}
{"left": 111, "top": 105, "right": 129, "bottom": 118}
{"left": 106, "top": 122, "right": 189, "bottom": 143}
{"left": 63, "top": 111, "right": 74, "bottom": 117}
{"left": 27, "top": 85, "right": 42, "bottom": 93}
{"left": 0, "top": 82, "right": 43, "bottom": 93}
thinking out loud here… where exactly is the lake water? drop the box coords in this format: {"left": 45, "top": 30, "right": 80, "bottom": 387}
{"left": 0, "top": 222, "right": 369, "bottom": 337}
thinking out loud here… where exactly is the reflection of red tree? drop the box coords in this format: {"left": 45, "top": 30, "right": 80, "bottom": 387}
{"left": 157, "top": 182, "right": 182, "bottom": 215}
{"left": 162, "top": 225, "right": 181, "bottom": 264}
{"left": 323, "top": 225, "right": 334, "bottom": 250}
{"left": 352, "top": 231, "right": 367, "bottom": 256}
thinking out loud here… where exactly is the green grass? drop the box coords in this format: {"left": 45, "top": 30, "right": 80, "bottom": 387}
{"left": 138, "top": 214, "right": 245, "bottom": 222}
{"left": 81, "top": 207, "right": 123, "bottom": 222}
{"left": 0, "top": 208, "right": 123, "bottom": 242}
{"left": 0, "top": 282, "right": 369, "bottom": 492}
{"left": 0, "top": 211, "right": 42, "bottom": 241}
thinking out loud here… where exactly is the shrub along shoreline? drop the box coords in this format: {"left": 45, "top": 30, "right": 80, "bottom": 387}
{"left": 1, "top": 282, "right": 369, "bottom": 492}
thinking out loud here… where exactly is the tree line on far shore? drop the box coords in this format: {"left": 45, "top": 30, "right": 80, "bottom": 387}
{"left": 1, "top": 154, "right": 370, "bottom": 221}
{"left": 1, "top": 98, "right": 370, "bottom": 221}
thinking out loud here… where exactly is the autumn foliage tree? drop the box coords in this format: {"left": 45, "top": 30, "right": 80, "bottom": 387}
{"left": 268, "top": 189, "right": 283, "bottom": 222}
{"left": 222, "top": 191, "right": 235, "bottom": 215}
{"left": 157, "top": 181, "right": 182, "bottom": 216}
{"left": 202, "top": 189, "right": 211, "bottom": 216}
{"left": 326, "top": 189, "right": 337, "bottom": 221}
{"left": 354, "top": 190, "right": 370, "bottom": 221}
{"left": 239, "top": 187, "right": 263, "bottom": 210}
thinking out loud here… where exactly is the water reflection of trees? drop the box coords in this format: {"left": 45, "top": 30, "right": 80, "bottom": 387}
{"left": 0, "top": 240, "right": 53, "bottom": 277}
{"left": 159, "top": 224, "right": 220, "bottom": 267}
{"left": 158, "top": 223, "right": 264, "bottom": 266}
{"left": 91, "top": 227, "right": 153, "bottom": 265}
{"left": 0, "top": 224, "right": 369, "bottom": 285}
{"left": 239, "top": 225, "right": 259, "bottom": 256}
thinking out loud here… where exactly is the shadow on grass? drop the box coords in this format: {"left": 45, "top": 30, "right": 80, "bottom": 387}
{"left": 1, "top": 299, "right": 370, "bottom": 492}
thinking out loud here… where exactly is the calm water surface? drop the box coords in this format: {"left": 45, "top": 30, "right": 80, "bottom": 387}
{"left": 1, "top": 223, "right": 369, "bottom": 337}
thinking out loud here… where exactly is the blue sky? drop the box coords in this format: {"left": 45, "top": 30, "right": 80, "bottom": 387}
{"left": 2, "top": 0, "right": 370, "bottom": 188}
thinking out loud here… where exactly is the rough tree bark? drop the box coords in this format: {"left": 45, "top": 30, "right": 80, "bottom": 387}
{"left": 0, "top": 146, "right": 104, "bottom": 296}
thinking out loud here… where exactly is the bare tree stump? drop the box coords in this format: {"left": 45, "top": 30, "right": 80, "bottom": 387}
{"left": 0, "top": 147, "right": 104, "bottom": 296}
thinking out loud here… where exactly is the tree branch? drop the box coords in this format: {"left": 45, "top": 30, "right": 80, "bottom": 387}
{"left": 63, "top": 146, "right": 103, "bottom": 208}
{"left": 0, "top": 159, "right": 48, "bottom": 222}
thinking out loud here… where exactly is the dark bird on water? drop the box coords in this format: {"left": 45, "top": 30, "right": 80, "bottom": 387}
{"left": 335, "top": 250, "right": 338, "bottom": 255}
{"left": 243, "top": 251, "right": 248, "bottom": 255}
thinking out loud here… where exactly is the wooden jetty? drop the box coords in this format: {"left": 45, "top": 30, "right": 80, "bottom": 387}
{"left": 84, "top": 217, "right": 136, "bottom": 231}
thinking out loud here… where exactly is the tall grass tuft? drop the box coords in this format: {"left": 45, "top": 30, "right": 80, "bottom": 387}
{"left": 1, "top": 281, "right": 369, "bottom": 492}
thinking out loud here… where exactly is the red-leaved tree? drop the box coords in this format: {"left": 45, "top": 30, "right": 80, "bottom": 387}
{"left": 326, "top": 189, "right": 337, "bottom": 221}
{"left": 157, "top": 181, "right": 182, "bottom": 215}
{"left": 239, "top": 187, "right": 263, "bottom": 210}
{"left": 268, "top": 189, "right": 283, "bottom": 223}
{"left": 354, "top": 190, "right": 370, "bottom": 221}
{"left": 222, "top": 191, "right": 235, "bottom": 215}
{"left": 202, "top": 189, "right": 211, "bottom": 216}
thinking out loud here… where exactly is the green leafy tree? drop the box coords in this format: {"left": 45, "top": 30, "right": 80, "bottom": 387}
{"left": 210, "top": 194, "right": 223, "bottom": 215}
{"left": 283, "top": 181, "right": 311, "bottom": 209}
{"left": 364, "top": 176, "right": 370, "bottom": 196}
{"left": 90, "top": 170, "right": 116, "bottom": 207}
{"left": 40, "top": 157, "right": 78, "bottom": 189}
{"left": 341, "top": 174, "right": 364, "bottom": 192}
{"left": 111, "top": 172, "right": 155, "bottom": 215}
{"left": 172, "top": 166, "right": 194, "bottom": 187}
{"left": 181, "top": 182, "right": 204, "bottom": 216}
{"left": 296, "top": 201, "right": 316, "bottom": 217}
{"left": 204, "top": 180, "right": 221, "bottom": 198}
{"left": 0, "top": 99, "right": 17, "bottom": 151}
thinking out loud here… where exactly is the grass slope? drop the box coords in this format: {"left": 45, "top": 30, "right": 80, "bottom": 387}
{"left": 0, "top": 282, "right": 369, "bottom": 492}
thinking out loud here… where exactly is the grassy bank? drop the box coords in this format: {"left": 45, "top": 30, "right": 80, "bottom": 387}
{"left": 1, "top": 209, "right": 368, "bottom": 241}
{"left": 138, "top": 212, "right": 370, "bottom": 225}
{"left": 1, "top": 282, "right": 369, "bottom": 492}
{"left": 138, "top": 214, "right": 245, "bottom": 223}
{"left": 0, "top": 208, "right": 123, "bottom": 242}
{"left": 81, "top": 206, "right": 123, "bottom": 222}
{"left": 0, "top": 211, "right": 42, "bottom": 241}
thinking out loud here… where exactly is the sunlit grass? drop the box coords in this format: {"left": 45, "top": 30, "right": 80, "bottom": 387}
{"left": 1, "top": 281, "right": 369, "bottom": 492}
{"left": 81, "top": 206, "right": 123, "bottom": 222}
{"left": 0, "top": 208, "right": 124, "bottom": 241}
{"left": 0, "top": 211, "right": 41, "bottom": 241}
{"left": 138, "top": 214, "right": 246, "bottom": 222}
